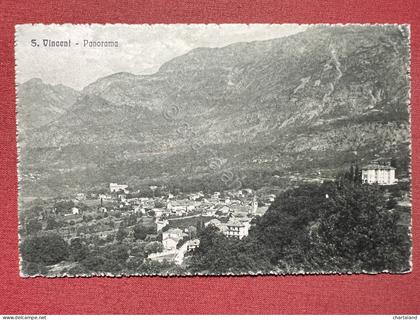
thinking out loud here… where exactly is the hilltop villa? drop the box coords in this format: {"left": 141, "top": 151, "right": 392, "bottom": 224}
{"left": 362, "top": 161, "right": 397, "bottom": 185}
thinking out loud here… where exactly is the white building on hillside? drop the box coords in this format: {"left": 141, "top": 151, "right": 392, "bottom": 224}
{"left": 362, "top": 162, "right": 397, "bottom": 185}
{"left": 224, "top": 219, "right": 251, "bottom": 239}
{"left": 162, "top": 228, "right": 186, "bottom": 251}
{"left": 109, "top": 183, "right": 128, "bottom": 193}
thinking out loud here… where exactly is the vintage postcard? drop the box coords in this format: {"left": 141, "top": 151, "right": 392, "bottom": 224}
{"left": 15, "top": 24, "right": 411, "bottom": 277}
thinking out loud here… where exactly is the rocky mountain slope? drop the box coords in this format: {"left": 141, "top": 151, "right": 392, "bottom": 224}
{"left": 18, "top": 25, "right": 411, "bottom": 196}
{"left": 17, "top": 78, "right": 80, "bottom": 141}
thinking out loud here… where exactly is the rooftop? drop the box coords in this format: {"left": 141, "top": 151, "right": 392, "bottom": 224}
{"left": 362, "top": 164, "right": 396, "bottom": 170}
{"left": 226, "top": 219, "right": 245, "bottom": 227}
{"left": 188, "top": 239, "right": 200, "bottom": 246}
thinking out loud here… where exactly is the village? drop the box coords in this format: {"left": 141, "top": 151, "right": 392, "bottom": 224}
{"left": 23, "top": 181, "right": 278, "bottom": 268}
{"left": 20, "top": 159, "right": 409, "bottom": 274}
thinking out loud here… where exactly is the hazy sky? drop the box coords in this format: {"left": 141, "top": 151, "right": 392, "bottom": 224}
{"left": 15, "top": 24, "right": 307, "bottom": 90}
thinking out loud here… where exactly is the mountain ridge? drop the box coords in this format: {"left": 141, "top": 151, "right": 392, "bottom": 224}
{"left": 17, "top": 25, "right": 410, "bottom": 196}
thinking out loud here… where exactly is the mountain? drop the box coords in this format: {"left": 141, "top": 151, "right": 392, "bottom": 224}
{"left": 17, "top": 78, "right": 80, "bottom": 141}
{"left": 18, "top": 25, "right": 411, "bottom": 196}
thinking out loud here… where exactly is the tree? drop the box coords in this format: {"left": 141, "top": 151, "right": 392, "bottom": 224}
{"left": 144, "top": 241, "right": 163, "bottom": 255}
{"left": 82, "top": 215, "right": 93, "bottom": 223}
{"left": 25, "top": 219, "right": 42, "bottom": 235}
{"left": 161, "top": 224, "right": 170, "bottom": 233}
{"left": 340, "top": 163, "right": 361, "bottom": 184}
{"left": 105, "top": 234, "right": 115, "bottom": 243}
{"left": 130, "top": 243, "right": 145, "bottom": 258}
{"left": 45, "top": 217, "right": 62, "bottom": 230}
{"left": 133, "top": 225, "right": 148, "bottom": 241}
{"left": 21, "top": 261, "right": 49, "bottom": 276}
{"left": 67, "top": 264, "right": 88, "bottom": 276}
{"left": 190, "top": 225, "right": 271, "bottom": 274}
{"left": 116, "top": 226, "right": 128, "bottom": 242}
{"left": 306, "top": 182, "right": 410, "bottom": 272}
{"left": 188, "top": 226, "right": 197, "bottom": 238}
{"left": 150, "top": 185, "right": 157, "bottom": 198}
{"left": 136, "top": 259, "right": 172, "bottom": 275}
{"left": 30, "top": 204, "right": 44, "bottom": 217}
{"left": 251, "top": 183, "right": 332, "bottom": 265}
{"left": 81, "top": 255, "right": 107, "bottom": 272}
{"left": 125, "top": 256, "right": 145, "bottom": 273}
{"left": 69, "top": 238, "right": 89, "bottom": 262}
{"left": 21, "top": 234, "right": 69, "bottom": 265}
{"left": 54, "top": 200, "right": 75, "bottom": 214}
{"left": 386, "top": 196, "right": 398, "bottom": 210}
{"left": 124, "top": 214, "right": 137, "bottom": 226}
{"left": 196, "top": 219, "right": 205, "bottom": 234}
{"left": 154, "top": 200, "right": 165, "bottom": 208}
{"left": 106, "top": 244, "right": 129, "bottom": 263}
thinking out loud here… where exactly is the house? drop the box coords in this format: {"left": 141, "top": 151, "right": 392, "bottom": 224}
{"left": 162, "top": 237, "right": 179, "bottom": 251}
{"left": 214, "top": 204, "right": 230, "bottom": 215}
{"left": 75, "top": 193, "right": 85, "bottom": 201}
{"left": 141, "top": 199, "right": 155, "bottom": 209}
{"left": 127, "top": 197, "right": 140, "bottom": 204}
{"left": 162, "top": 228, "right": 186, "bottom": 251}
{"left": 186, "top": 239, "right": 200, "bottom": 251}
{"left": 267, "top": 194, "right": 276, "bottom": 202}
{"left": 224, "top": 219, "right": 251, "bottom": 239}
{"left": 205, "top": 218, "right": 228, "bottom": 233}
{"left": 362, "top": 162, "right": 397, "bottom": 185}
{"left": 62, "top": 213, "right": 82, "bottom": 223}
{"left": 99, "top": 194, "right": 112, "bottom": 200}
{"left": 98, "top": 206, "right": 107, "bottom": 213}
{"left": 156, "top": 219, "right": 169, "bottom": 232}
{"left": 189, "top": 193, "right": 202, "bottom": 201}
{"left": 71, "top": 207, "right": 80, "bottom": 215}
{"left": 134, "top": 205, "right": 146, "bottom": 215}
{"left": 167, "top": 200, "right": 196, "bottom": 213}
{"left": 162, "top": 228, "right": 184, "bottom": 239}
{"left": 174, "top": 239, "right": 200, "bottom": 265}
{"left": 211, "top": 192, "right": 221, "bottom": 200}
{"left": 231, "top": 205, "right": 251, "bottom": 217}
{"left": 109, "top": 183, "right": 128, "bottom": 193}
{"left": 205, "top": 218, "right": 222, "bottom": 228}
{"left": 242, "top": 188, "right": 253, "bottom": 195}
{"left": 151, "top": 208, "right": 164, "bottom": 218}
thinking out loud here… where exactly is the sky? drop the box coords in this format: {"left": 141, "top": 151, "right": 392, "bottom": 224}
{"left": 15, "top": 24, "right": 307, "bottom": 90}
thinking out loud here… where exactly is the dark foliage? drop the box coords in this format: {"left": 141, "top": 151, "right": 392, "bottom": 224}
{"left": 190, "top": 180, "right": 410, "bottom": 273}
{"left": 116, "top": 226, "right": 128, "bottom": 242}
{"left": 69, "top": 238, "right": 90, "bottom": 262}
{"left": 133, "top": 224, "right": 155, "bottom": 241}
{"left": 25, "top": 219, "right": 43, "bottom": 235}
{"left": 21, "top": 234, "right": 69, "bottom": 265}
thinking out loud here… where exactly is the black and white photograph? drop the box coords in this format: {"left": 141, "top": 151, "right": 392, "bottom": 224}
{"left": 15, "top": 24, "right": 412, "bottom": 277}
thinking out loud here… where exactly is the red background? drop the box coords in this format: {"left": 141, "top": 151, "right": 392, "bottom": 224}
{"left": 0, "top": 0, "right": 419, "bottom": 314}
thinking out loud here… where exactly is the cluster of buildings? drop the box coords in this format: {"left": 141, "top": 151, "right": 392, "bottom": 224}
{"left": 28, "top": 182, "right": 277, "bottom": 265}
{"left": 148, "top": 228, "right": 200, "bottom": 265}
{"left": 24, "top": 157, "right": 403, "bottom": 270}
